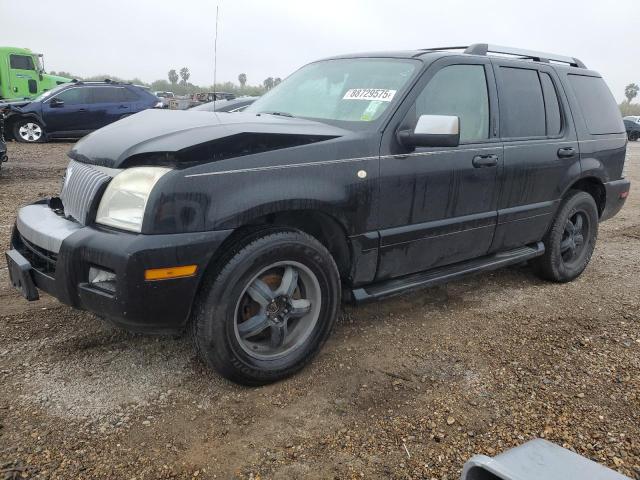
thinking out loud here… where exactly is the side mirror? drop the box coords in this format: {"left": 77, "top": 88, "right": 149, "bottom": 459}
{"left": 398, "top": 114, "right": 460, "bottom": 148}
{"left": 50, "top": 98, "right": 64, "bottom": 108}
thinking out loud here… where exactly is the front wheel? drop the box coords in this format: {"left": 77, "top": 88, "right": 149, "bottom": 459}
{"left": 628, "top": 131, "right": 640, "bottom": 142}
{"left": 13, "top": 118, "right": 45, "bottom": 143}
{"left": 191, "top": 229, "right": 341, "bottom": 385}
{"left": 531, "top": 190, "right": 599, "bottom": 282}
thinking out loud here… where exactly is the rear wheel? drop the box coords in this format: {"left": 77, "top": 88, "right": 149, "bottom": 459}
{"left": 191, "top": 229, "right": 341, "bottom": 385}
{"left": 628, "top": 131, "right": 640, "bottom": 142}
{"left": 531, "top": 190, "right": 598, "bottom": 282}
{"left": 13, "top": 118, "right": 45, "bottom": 143}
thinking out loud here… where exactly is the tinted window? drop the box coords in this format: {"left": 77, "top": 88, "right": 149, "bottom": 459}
{"left": 90, "top": 87, "right": 132, "bottom": 103}
{"left": 499, "top": 67, "right": 545, "bottom": 138}
{"left": 122, "top": 88, "right": 140, "bottom": 101}
{"left": 568, "top": 75, "right": 624, "bottom": 135}
{"left": 53, "top": 88, "right": 90, "bottom": 105}
{"left": 10, "top": 55, "right": 35, "bottom": 70}
{"left": 540, "top": 72, "right": 562, "bottom": 136}
{"left": 415, "top": 64, "right": 489, "bottom": 143}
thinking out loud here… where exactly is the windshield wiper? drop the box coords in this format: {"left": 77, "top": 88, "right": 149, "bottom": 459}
{"left": 261, "top": 111, "right": 295, "bottom": 118}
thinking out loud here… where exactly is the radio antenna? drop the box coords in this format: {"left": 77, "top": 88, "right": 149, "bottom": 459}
{"left": 213, "top": 4, "right": 219, "bottom": 112}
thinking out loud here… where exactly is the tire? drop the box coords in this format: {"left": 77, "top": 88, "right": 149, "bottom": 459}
{"left": 191, "top": 228, "right": 341, "bottom": 385}
{"left": 13, "top": 118, "right": 46, "bottom": 143}
{"left": 531, "top": 190, "right": 598, "bottom": 282}
{"left": 629, "top": 132, "right": 640, "bottom": 142}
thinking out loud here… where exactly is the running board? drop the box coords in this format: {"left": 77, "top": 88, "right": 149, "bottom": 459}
{"left": 351, "top": 242, "right": 545, "bottom": 303}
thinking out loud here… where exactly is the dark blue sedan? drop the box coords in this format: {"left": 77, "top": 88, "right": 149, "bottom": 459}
{"left": 4, "top": 80, "right": 160, "bottom": 143}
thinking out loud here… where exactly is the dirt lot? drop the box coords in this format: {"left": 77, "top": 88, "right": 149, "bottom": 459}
{"left": 0, "top": 141, "right": 638, "bottom": 480}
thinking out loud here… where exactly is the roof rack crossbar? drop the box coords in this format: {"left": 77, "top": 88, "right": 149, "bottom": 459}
{"left": 464, "top": 43, "right": 586, "bottom": 68}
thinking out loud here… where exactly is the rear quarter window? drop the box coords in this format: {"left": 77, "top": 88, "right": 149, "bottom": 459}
{"left": 568, "top": 75, "right": 624, "bottom": 135}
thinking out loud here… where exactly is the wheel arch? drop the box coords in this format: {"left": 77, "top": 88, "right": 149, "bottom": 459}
{"left": 564, "top": 176, "right": 606, "bottom": 217}
{"left": 203, "top": 209, "right": 352, "bottom": 283}
{"left": 5, "top": 113, "right": 45, "bottom": 141}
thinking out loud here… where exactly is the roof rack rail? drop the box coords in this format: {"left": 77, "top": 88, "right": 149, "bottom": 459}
{"left": 422, "top": 44, "right": 586, "bottom": 69}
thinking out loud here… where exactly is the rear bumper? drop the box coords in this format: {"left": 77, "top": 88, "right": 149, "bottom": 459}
{"left": 9, "top": 201, "right": 233, "bottom": 333}
{"left": 601, "top": 178, "right": 631, "bottom": 221}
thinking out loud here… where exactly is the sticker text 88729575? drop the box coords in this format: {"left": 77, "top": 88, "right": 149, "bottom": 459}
{"left": 342, "top": 89, "right": 397, "bottom": 102}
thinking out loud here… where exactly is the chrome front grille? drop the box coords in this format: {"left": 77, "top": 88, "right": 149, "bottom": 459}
{"left": 60, "top": 160, "right": 112, "bottom": 225}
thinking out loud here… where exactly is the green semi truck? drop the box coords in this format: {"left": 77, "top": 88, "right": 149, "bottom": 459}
{"left": 0, "top": 47, "right": 71, "bottom": 100}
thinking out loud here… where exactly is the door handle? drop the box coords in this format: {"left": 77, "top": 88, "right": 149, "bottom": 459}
{"left": 557, "top": 147, "right": 576, "bottom": 158}
{"left": 78, "top": 108, "right": 87, "bottom": 112}
{"left": 472, "top": 154, "right": 498, "bottom": 168}
{"left": 118, "top": 105, "right": 128, "bottom": 109}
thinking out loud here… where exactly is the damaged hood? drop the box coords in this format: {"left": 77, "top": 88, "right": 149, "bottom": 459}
{"left": 69, "top": 109, "right": 348, "bottom": 168}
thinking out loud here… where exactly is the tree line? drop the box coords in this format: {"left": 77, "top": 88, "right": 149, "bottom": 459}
{"left": 621, "top": 83, "right": 640, "bottom": 116}
{"left": 49, "top": 68, "right": 282, "bottom": 98}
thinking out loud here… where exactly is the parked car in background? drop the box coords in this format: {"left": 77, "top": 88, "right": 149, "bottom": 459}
{"left": 3, "top": 80, "right": 161, "bottom": 142}
{"left": 153, "top": 91, "right": 174, "bottom": 109}
{"left": 189, "top": 96, "right": 257, "bottom": 112}
{"left": 624, "top": 118, "right": 640, "bottom": 141}
{"left": 193, "top": 92, "right": 236, "bottom": 103}
{"left": 6, "top": 44, "right": 629, "bottom": 385}
{"left": 0, "top": 46, "right": 71, "bottom": 100}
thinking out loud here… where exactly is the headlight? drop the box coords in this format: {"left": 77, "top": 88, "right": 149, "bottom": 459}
{"left": 96, "top": 167, "right": 171, "bottom": 232}
{"left": 154, "top": 101, "right": 164, "bottom": 108}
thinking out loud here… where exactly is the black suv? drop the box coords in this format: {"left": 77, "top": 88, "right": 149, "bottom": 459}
{"left": 3, "top": 80, "right": 160, "bottom": 143}
{"left": 6, "top": 44, "right": 630, "bottom": 385}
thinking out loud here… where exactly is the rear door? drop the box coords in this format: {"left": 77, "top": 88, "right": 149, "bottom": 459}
{"left": 42, "top": 87, "right": 92, "bottom": 133}
{"left": 86, "top": 86, "right": 131, "bottom": 129}
{"left": 377, "top": 56, "right": 502, "bottom": 280}
{"left": 489, "top": 60, "right": 579, "bottom": 252}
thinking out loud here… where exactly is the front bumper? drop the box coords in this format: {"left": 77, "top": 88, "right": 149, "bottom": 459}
{"left": 601, "top": 178, "right": 631, "bottom": 221}
{"left": 8, "top": 201, "right": 232, "bottom": 333}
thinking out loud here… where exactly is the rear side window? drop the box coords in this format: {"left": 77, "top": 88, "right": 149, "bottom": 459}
{"left": 540, "top": 73, "right": 562, "bottom": 136}
{"left": 90, "top": 87, "right": 133, "bottom": 103}
{"left": 10, "top": 55, "right": 35, "bottom": 70}
{"left": 568, "top": 75, "right": 624, "bottom": 135}
{"left": 415, "top": 64, "right": 489, "bottom": 143}
{"left": 123, "top": 88, "right": 140, "bottom": 101}
{"left": 498, "top": 67, "right": 546, "bottom": 138}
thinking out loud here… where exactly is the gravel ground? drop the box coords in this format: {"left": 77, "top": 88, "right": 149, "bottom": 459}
{"left": 0, "top": 141, "right": 638, "bottom": 480}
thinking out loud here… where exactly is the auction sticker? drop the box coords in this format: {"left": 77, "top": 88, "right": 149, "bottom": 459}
{"left": 343, "top": 88, "right": 396, "bottom": 101}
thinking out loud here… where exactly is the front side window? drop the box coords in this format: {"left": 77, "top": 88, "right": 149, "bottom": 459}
{"left": 499, "top": 67, "right": 546, "bottom": 138}
{"left": 10, "top": 54, "right": 35, "bottom": 70}
{"left": 245, "top": 58, "right": 418, "bottom": 123}
{"left": 53, "top": 88, "right": 90, "bottom": 105}
{"left": 414, "top": 64, "right": 489, "bottom": 143}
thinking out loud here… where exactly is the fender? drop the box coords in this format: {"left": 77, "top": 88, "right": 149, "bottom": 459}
{"left": 5, "top": 111, "right": 46, "bottom": 140}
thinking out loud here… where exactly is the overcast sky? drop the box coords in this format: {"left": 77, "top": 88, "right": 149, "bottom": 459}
{"left": 1, "top": 0, "right": 638, "bottom": 101}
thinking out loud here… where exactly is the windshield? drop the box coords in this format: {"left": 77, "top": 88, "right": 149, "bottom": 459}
{"left": 33, "top": 83, "right": 69, "bottom": 101}
{"left": 245, "top": 58, "right": 418, "bottom": 123}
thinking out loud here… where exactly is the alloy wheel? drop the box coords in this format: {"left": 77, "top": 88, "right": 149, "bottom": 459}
{"left": 234, "top": 261, "right": 321, "bottom": 360}
{"left": 560, "top": 211, "right": 588, "bottom": 263}
{"left": 18, "top": 122, "right": 43, "bottom": 142}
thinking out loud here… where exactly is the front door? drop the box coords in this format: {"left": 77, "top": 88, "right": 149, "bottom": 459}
{"left": 377, "top": 57, "right": 502, "bottom": 280}
{"left": 42, "top": 87, "right": 92, "bottom": 134}
{"left": 8, "top": 54, "right": 39, "bottom": 98}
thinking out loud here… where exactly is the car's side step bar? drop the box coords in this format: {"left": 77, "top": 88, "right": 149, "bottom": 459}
{"left": 350, "top": 242, "right": 545, "bottom": 303}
